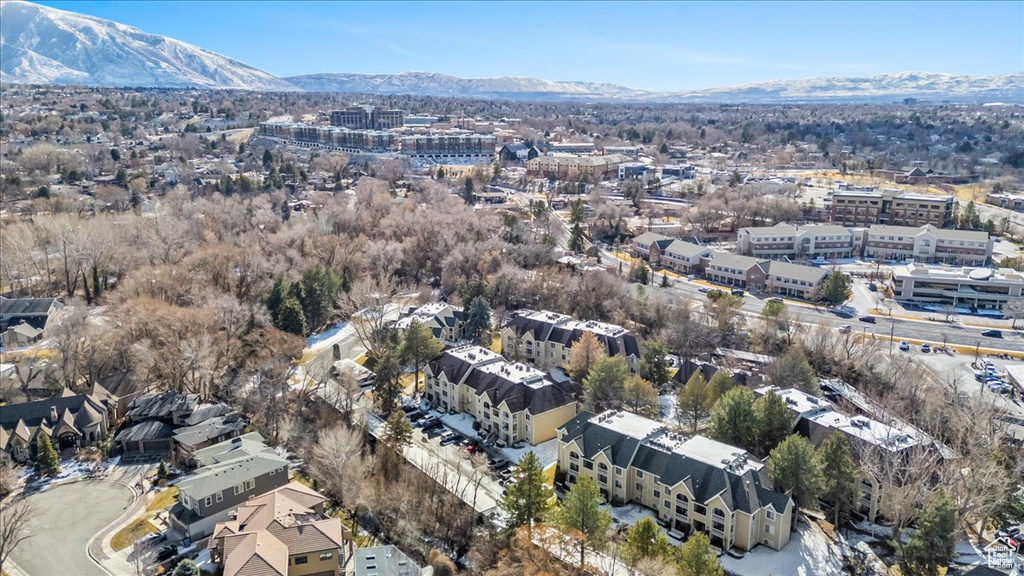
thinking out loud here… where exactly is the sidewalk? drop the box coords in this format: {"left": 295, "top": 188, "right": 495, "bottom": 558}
{"left": 91, "top": 481, "right": 146, "bottom": 576}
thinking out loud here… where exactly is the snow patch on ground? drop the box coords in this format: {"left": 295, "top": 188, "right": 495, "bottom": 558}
{"left": 721, "top": 523, "right": 844, "bottom": 576}
{"left": 305, "top": 321, "right": 352, "bottom": 350}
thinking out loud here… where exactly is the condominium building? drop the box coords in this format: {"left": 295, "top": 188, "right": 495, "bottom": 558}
{"left": 526, "top": 154, "right": 632, "bottom": 181}
{"left": 329, "top": 105, "right": 405, "bottom": 130}
{"left": 754, "top": 387, "right": 925, "bottom": 523}
{"left": 501, "top": 310, "right": 641, "bottom": 374}
{"left": 829, "top": 190, "right": 954, "bottom": 228}
{"left": 890, "top": 263, "right": 1024, "bottom": 311}
{"left": 864, "top": 224, "right": 992, "bottom": 266}
{"left": 736, "top": 224, "right": 856, "bottom": 260}
{"left": 394, "top": 302, "right": 465, "bottom": 343}
{"left": 424, "top": 346, "right": 577, "bottom": 446}
{"left": 557, "top": 410, "right": 794, "bottom": 551}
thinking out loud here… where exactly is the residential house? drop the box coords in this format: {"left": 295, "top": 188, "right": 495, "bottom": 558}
{"left": 425, "top": 346, "right": 576, "bottom": 446}
{"left": 115, "top": 391, "right": 199, "bottom": 456}
{"left": 557, "top": 410, "right": 794, "bottom": 551}
{"left": 498, "top": 143, "right": 538, "bottom": 163}
{"left": 754, "top": 387, "right": 926, "bottom": 523}
{"left": 173, "top": 410, "right": 249, "bottom": 467}
{"left": 0, "top": 297, "right": 60, "bottom": 333}
{"left": 394, "top": 303, "right": 465, "bottom": 344}
{"left": 736, "top": 224, "right": 855, "bottom": 260}
{"left": 0, "top": 386, "right": 116, "bottom": 462}
{"left": 501, "top": 309, "right": 642, "bottom": 374}
{"left": 354, "top": 546, "right": 429, "bottom": 576}
{"left": 0, "top": 323, "right": 44, "bottom": 349}
{"left": 209, "top": 481, "right": 348, "bottom": 576}
{"left": 890, "top": 263, "right": 1024, "bottom": 311}
{"left": 170, "top": 434, "right": 291, "bottom": 539}
{"left": 864, "top": 224, "right": 992, "bottom": 266}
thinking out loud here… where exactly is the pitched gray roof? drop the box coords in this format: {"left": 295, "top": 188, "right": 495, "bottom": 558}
{"left": 177, "top": 453, "right": 289, "bottom": 500}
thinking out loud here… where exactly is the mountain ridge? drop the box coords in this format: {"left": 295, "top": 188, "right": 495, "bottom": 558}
{"left": 2, "top": 1, "right": 1021, "bottom": 103}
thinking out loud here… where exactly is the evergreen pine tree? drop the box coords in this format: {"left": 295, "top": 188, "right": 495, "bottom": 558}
{"left": 34, "top": 434, "right": 60, "bottom": 477}
{"left": 499, "top": 451, "right": 553, "bottom": 532}
{"left": 899, "top": 492, "right": 958, "bottom": 576}
{"left": 549, "top": 475, "right": 612, "bottom": 569}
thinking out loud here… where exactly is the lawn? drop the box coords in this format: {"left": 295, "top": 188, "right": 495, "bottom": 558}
{"left": 110, "top": 517, "right": 158, "bottom": 552}
{"left": 109, "top": 486, "right": 178, "bottom": 552}
{"left": 147, "top": 486, "right": 178, "bottom": 512}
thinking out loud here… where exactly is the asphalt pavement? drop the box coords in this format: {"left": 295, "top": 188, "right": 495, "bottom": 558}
{"left": 10, "top": 479, "right": 134, "bottom": 576}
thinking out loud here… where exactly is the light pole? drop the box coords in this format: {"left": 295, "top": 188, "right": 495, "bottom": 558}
{"left": 888, "top": 317, "right": 896, "bottom": 355}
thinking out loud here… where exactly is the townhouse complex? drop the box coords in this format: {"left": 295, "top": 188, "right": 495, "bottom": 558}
{"left": 425, "top": 346, "right": 577, "bottom": 446}
{"left": 890, "top": 263, "right": 1024, "bottom": 311}
{"left": 501, "top": 309, "right": 642, "bottom": 374}
{"left": 828, "top": 189, "right": 955, "bottom": 228}
{"left": 557, "top": 410, "right": 794, "bottom": 551}
{"left": 754, "top": 387, "right": 929, "bottom": 523}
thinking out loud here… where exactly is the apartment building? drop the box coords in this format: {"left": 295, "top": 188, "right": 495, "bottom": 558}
{"left": 754, "top": 387, "right": 924, "bottom": 523}
{"left": 399, "top": 131, "right": 496, "bottom": 162}
{"left": 259, "top": 122, "right": 397, "bottom": 153}
{"left": 329, "top": 105, "right": 405, "bottom": 130}
{"left": 557, "top": 410, "right": 794, "bottom": 551}
{"left": 705, "top": 252, "right": 829, "bottom": 299}
{"left": 829, "top": 190, "right": 954, "bottom": 228}
{"left": 394, "top": 302, "right": 465, "bottom": 343}
{"left": 209, "top": 482, "right": 347, "bottom": 576}
{"left": 864, "top": 224, "right": 993, "bottom": 266}
{"left": 890, "top": 263, "right": 1024, "bottom": 311}
{"left": 526, "top": 154, "right": 632, "bottom": 181}
{"left": 424, "top": 346, "right": 577, "bottom": 446}
{"left": 549, "top": 142, "right": 596, "bottom": 154}
{"left": 501, "top": 310, "right": 641, "bottom": 374}
{"left": 736, "top": 224, "right": 855, "bottom": 260}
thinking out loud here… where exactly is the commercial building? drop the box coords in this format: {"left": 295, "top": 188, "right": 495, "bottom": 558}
{"left": 557, "top": 410, "right": 794, "bottom": 551}
{"left": 619, "top": 162, "right": 653, "bottom": 181}
{"left": 736, "top": 224, "right": 856, "bottom": 260}
{"left": 829, "top": 190, "right": 955, "bottom": 228}
{"left": 889, "top": 263, "right": 1024, "bottom": 311}
{"left": 501, "top": 310, "right": 641, "bottom": 374}
{"left": 526, "top": 154, "right": 632, "bottom": 181}
{"left": 754, "top": 387, "right": 925, "bottom": 522}
{"left": 329, "top": 105, "right": 405, "bottom": 130}
{"left": 705, "top": 252, "right": 829, "bottom": 300}
{"left": 661, "top": 165, "right": 696, "bottom": 180}
{"left": 425, "top": 346, "right": 577, "bottom": 446}
{"left": 864, "top": 225, "right": 992, "bottom": 266}
{"left": 209, "top": 481, "right": 348, "bottom": 576}
{"left": 631, "top": 232, "right": 711, "bottom": 274}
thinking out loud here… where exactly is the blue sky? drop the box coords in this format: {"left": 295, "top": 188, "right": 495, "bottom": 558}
{"left": 39, "top": 1, "right": 1024, "bottom": 91}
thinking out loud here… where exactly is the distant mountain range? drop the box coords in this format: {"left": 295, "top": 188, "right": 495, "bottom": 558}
{"left": 2, "top": 1, "right": 1022, "bottom": 103}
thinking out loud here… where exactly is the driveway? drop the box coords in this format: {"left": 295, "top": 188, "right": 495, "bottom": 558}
{"left": 10, "top": 478, "right": 134, "bottom": 576}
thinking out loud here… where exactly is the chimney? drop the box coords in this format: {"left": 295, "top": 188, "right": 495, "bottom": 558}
{"left": 50, "top": 406, "right": 58, "bottom": 423}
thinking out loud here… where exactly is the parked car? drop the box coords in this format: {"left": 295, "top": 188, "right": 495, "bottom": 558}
{"left": 769, "top": 297, "right": 783, "bottom": 304}
{"left": 155, "top": 545, "right": 177, "bottom": 562}
{"left": 920, "top": 343, "right": 931, "bottom": 353}
{"left": 982, "top": 329, "right": 1004, "bottom": 338}
{"left": 730, "top": 288, "right": 745, "bottom": 297}
{"left": 838, "top": 324, "right": 852, "bottom": 334}
{"left": 415, "top": 415, "right": 438, "bottom": 428}
{"left": 859, "top": 316, "right": 876, "bottom": 324}
{"left": 488, "top": 457, "right": 509, "bottom": 469}
{"left": 440, "top": 434, "right": 461, "bottom": 447}
{"left": 698, "top": 287, "right": 710, "bottom": 294}
{"left": 868, "top": 283, "right": 878, "bottom": 292}
{"left": 406, "top": 410, "right": 424, "bottom": 422}
{"left": 400, "top": 403, "right": 418, "bottom": 414}
{"left": 899, "top": 341, "right": 910, "bottom": 351}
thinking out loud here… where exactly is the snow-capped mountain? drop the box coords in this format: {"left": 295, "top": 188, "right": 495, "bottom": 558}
{"left": 285, "top": 71, "right": 654, "bottom": 101}
{"left": 0, "top": 1, "right": 296, "bottom": 90}
{"left": 657, "top": 72, "right": 1024, "bottom": 103}
{"left": 1, "top": 1, "right": 1020, "bottom": 103}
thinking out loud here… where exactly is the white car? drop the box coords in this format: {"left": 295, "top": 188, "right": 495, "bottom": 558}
{"left": 838, "top": 324, "right": 852, "bottom": 334}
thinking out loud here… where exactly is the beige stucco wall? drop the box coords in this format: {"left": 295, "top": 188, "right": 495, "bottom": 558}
{"left": 288, "top": 548, "right": 340, "bottom": 576}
